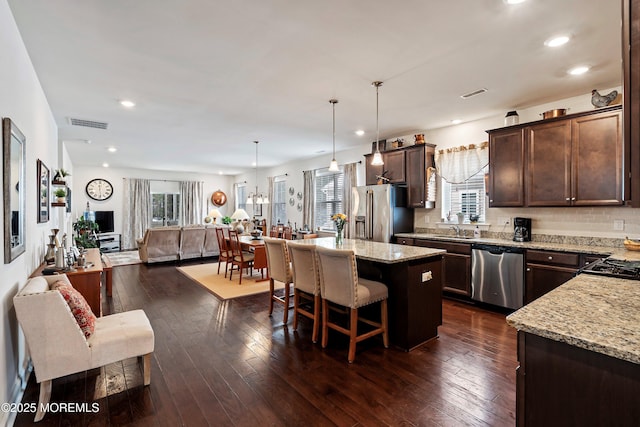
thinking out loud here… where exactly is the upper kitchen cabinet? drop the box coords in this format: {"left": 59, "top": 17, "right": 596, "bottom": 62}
{"left": 625, "top": 0, "right": 640, "bottom": 206}
{"left": 488, "top": 128, "right": 525, "bottom": 207}
{"left": 364, "top": 143, "right": 436, "bottom": 208}
{"left": 488, "top": 106, "right": 623, "bottom": 207}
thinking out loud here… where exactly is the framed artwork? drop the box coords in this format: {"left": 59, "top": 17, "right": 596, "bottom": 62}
{"left": 66, "top": 186, "right": 71, "bottom": 213}
{"left": 3, "top": 118, "right": 26, "bottom": 263}
{"left": 37, "top": 159, "right": 49, "bottom": 223}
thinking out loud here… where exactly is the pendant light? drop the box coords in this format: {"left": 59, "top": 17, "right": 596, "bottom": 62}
{"left": 246, "top": 141, "right": 269, "bottom": 205}
{"left": 371, "top": 81, "right": 384, "bottom": 166}
{"left": 328, "top": 98, "right": 339, "bottom": 171}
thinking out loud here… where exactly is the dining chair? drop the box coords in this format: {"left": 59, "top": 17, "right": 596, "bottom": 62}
{"left": 215, "top": 227, "right": 232, "bottom": 277}
{"left": 287, "top": 241, "right": 321, "bottom": 342}
{"left": 263, "top": 237, "right": 294, "bottom": 325}
{"left": 269, "top": 225, "right": 278, "bottom": 238}
{"left": 228, "top": 230, "right": 255, "bottom": 284}
{"left": 303, "top": 233, "right": 318, "bottom": 239}
{"left": 315, "top": 246, "right": 389, "bottom": 363}
{"left": 282, "top": 226, "right": 293, "bottom": 240}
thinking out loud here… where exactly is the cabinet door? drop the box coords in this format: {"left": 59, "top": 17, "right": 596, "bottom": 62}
{"left": 525, "top": 263, "right": 576, "bottom": 304}
{"left": 489, "top": 128, "right": 525, "bottom": 207}
{"left": 405, "top": 145, "right": 426, "bottom": 207}
{"left": 526, "top": 120, "right": 572, "bottom": 206}
{"left": 383, "top": 150, "right": 406, "bottom": 183}
{"left": 571, "top": 111, "right": 623, "bottom": 205}
{"left": 443, "top": 253, "right": 471, "bottom": 296}
{"left": 364, "top": 154, "right": 384, "bottom": 185}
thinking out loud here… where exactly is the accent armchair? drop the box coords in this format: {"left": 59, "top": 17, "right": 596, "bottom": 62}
{"left": 13, "top": 274, "right": 155, "bottom": 422}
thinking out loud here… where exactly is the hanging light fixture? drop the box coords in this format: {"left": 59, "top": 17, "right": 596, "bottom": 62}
{"left": 328, "top": 98, "right": 339, "bottom": 171}
{"left": 246, "top": 140, "right": 269, "bottom": 207}
{"left": 371, "top": 81, "right": 384, "bottom": 166}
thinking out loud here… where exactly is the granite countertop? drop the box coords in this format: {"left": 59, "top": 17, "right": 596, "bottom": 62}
{"left": 295, "top": 237, "right": 445, "bottom": 264}
{"left": 506, "top": 274, "right": 640, "bottom": 364}
{"left": 394, "top": 232, "right": 639, "bottom": 258}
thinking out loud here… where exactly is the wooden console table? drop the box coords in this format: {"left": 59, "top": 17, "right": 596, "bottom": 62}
{"left": 32, "top": 248, "right": 109, "bottom": 316}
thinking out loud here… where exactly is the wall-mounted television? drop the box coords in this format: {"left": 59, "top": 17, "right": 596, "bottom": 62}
{"left": 94, "top": 210, "right": 114, "bottom": 233}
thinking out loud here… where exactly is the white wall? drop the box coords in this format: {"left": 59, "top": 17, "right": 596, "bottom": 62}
{"left": 0, "top": 1, "right": 60, "bottom": 424}
{"left": 414, "top": 88, "right": 639, "bottom": 238}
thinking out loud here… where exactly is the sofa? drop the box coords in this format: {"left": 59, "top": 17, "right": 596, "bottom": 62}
{"left": 137, "top": 225, "right": 229, "bottom": 263}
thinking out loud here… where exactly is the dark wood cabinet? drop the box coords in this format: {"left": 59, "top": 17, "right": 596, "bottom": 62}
{"left": 489, "top": 106, "right": 623, "bottom": 207}
{"left": 526, "top": 120, "right": 572, "bottom": 206}
{"left": 488, "top": 128, "right": 525, "bottom": 207}
{"left": 364, "top": 144, "right": 436, "bottom": 208}
{"left": 393, "top": 236, "right": 414, "bottom": 246}
{"left": 625, "top": 0, "right": 640, "bottom": 205}
{"left": 415, "top": 239, "right": 471, "bottom": 296}
{"left": 525, "top": 249, "right": 580, "bottom": 304}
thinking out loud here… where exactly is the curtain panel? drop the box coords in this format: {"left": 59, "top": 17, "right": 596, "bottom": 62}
{"left": 302, "top": 170, "right": 315, "bottom": 230}
{"left": 179, "top": 181, "right": 204, "bottom": 225}
{"left": 435, "top": 141, "right": 489, "bottom": 184}
{"left": 122, "top": 178, "right": 151, "bottom": 250}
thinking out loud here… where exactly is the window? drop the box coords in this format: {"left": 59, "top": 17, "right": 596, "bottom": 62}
{"left": 237, "top": 184, "right": 247, "bottom": 212}
{"left": 314, "top": 169, "right": 344, "bottom": 231}
{"left": 441, "top": 167, "right": 487, "bottom": 222}
{"left": 271, "top": 179, "right": 286, "bottom": 225}
{"left": 151, "top": 192, "right": 180, "bottom": 227}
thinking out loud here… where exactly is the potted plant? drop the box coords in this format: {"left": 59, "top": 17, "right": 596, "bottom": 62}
{"left": 73, "top": 217, "right": 99, "bottom": 248}
{"left": 53, "top": 168, "right": 70, "bottom": 184}
{"left": 54, "top": 188, "right": 67, "bottom": 203}
{"left": 221, "top": 216, "right": 232, "bottom": 225}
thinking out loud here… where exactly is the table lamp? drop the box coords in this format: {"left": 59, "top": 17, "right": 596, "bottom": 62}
{"left": 208, "top": 208, "right": 222, "bottom": 224}
{"left": 230, "top": 208, "right": 250, "bottom": 234}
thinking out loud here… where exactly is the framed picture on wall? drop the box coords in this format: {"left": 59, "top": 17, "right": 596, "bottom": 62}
{"left": 37, "top": 159, "right": 49, "bottom": 223}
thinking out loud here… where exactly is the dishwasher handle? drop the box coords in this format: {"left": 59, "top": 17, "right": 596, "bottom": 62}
{"left": 472, "top": 243, "right": 524, "bottom": 255}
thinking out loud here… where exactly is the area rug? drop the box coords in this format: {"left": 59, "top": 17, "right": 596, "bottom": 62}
{"left": 103, "top": 250, "right": 142, "bottom": 266}
{"left": 176, "top": 263, "right": 284, "bottom": 300}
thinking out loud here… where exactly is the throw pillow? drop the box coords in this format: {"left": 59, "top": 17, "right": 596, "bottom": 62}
{"left": 50, "top": 280, "right": 96, "bottom": 339}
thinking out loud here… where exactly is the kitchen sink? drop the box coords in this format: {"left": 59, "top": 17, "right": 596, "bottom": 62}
{"left": 432, "top": 234, "right": 475, "bottom": 240}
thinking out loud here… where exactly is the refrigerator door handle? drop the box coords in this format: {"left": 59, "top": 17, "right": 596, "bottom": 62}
{"left": 366, "top": 190, "right": 373, "bottom": 240}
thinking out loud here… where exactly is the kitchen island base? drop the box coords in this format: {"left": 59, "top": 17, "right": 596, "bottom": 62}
{"left": 516, "top": 331, "right": 640, "bottom": 426}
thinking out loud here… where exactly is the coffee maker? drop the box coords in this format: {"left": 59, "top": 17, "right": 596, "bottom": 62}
{"left": 513, "top": 217, "right": 532, "bottom": 242}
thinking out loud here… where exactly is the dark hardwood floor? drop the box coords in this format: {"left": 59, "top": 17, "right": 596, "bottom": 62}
{"left": 15, "top": 260, "right": 517, "bottom": 426}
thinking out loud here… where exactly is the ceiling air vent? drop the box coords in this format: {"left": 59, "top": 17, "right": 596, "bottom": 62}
{"left": 67, "top": 117, "right": 109, "bottom": 130}
{"left": 460, "top": 88, "right": 488, "bottom": 99}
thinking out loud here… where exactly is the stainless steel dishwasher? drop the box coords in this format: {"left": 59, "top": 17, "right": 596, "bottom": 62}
{"left": 471, "top": 244, "right": 524, "bottom": 310}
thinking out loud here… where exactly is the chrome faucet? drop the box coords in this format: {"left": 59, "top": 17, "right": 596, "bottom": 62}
{"left": 450, "top": 225, "right": 461, "bottom": 237}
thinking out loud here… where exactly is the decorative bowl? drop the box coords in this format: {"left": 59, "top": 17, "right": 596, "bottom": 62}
{"left": 623, "top": 237, "right": 640, "bottom": 251}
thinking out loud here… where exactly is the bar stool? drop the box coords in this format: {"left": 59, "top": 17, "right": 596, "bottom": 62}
{"left": 287, "top": 241, "right": 321, "bottom": 343}
{"left": 315, "top": 246, "right": 389, "bottom": 363}
{"left": 263, "top": 237, "right": 294, "bottom": 324}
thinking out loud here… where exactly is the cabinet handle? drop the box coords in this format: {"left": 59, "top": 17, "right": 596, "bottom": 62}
{"left": 526, "top": 268, "right": 531, "bottom": 272}
{"left": 565, "top": 198, "right": 570, "bottom": 201}
{"left": 548, "top": 256, "right": 553, "bottom": 260}
{"left": 489, "top": 199, "right": 493, "bottom": 203}
{"left": 571, "top": 197, "right": 576, "bottom": 201}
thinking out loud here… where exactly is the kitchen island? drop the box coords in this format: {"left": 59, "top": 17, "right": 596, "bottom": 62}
{"left": 298, "top": 237, "right": 445, "bottom": 351}
{"left": 506, "top": 274, "right": 640, "bottom": 426}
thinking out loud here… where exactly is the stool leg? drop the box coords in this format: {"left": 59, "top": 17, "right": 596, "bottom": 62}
{"left": 348, "top": 308, "right": 358, "bottom": 363}
{"left": 34, "top": 379, "right": 52, "bottom": 422}
{"left": 269, "top": 278, "right": 275, "bottom": 316}
{"left": 381, "top": 299, "right": 389, "bottom": 348}
{"left": 293, "top": 289, "right": 300, "bottom": 331}
{"left": 283, "top": 282, "right": 290, "bottom": 325}
{"left": 321, "top": 299, "right": 329, "bottom": 348}
{"left": 312, "top": 294, "right": 321, "bottom": 344}
{"left": 143, "top": 353, "right": 152, "bottom": 385}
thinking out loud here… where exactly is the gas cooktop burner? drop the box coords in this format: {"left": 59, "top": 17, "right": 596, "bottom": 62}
{"left": 580, "top": 258, "right": 640, "bottom": 280}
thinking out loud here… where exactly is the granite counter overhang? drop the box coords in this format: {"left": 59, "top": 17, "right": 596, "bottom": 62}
{"left": 506, "top": 274, "right": 640, "bottom": 365}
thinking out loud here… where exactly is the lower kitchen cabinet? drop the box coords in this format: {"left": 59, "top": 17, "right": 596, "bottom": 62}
{"left": 415, "top": 239, "right": 471, "bottom": 296}
{"left": 525, "top": 249, "right": 605, "bottom": 304}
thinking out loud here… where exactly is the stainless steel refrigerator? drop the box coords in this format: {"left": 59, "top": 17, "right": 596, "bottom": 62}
{"left": 350, "top": 184, "right": 414, "bottom": 243}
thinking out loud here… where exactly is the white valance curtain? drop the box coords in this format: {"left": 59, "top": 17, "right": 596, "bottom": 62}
{"left": 435, "top": 141, "right": 489, "bottom": 184}
{"left": 179, "top": 180, "right": 204, "bottom": 225}
{"left": 122, "top": 178, "right": 151, "bottom": 250}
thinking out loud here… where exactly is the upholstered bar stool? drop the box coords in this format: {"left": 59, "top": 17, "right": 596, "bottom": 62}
{"left": 287, "top": 241, "right": 321, "bottom": 343}
{"left": 315, "top": 246, "right": 389, "bottom": 363}
{"left": 263, "top": 237, "right": 294, "bottom": 325}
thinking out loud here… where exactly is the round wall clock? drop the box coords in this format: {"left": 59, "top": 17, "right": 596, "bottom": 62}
{"left": 85, "top": 178, "right": 113, "bottom": 201}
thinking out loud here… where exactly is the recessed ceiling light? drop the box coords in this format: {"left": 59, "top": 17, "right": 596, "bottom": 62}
{"left": 568, "top": 65, "right": 590, "bottom": 75}
{"left": 102, "top": 163, "right": 109, "bottom": 168}
{"left": 451, "top": 119, "right": 462, "bottom": 125}
{"left": 355, "top": 130, "right": 365, "bottom": 136}
{"left": 120, "top": 100, "right": 136, "bottom": 108}
{"left": 219, "top": 171, "right": 223, "bottom": 175}
{"left": 545, "top": 35, "right": 570, "bottom": 47}
{"left": 85, "top": 139, "right": 92, "bottom": 144}
{"left": 504, "top": 0, "right": 526, "bottom": 4}
{"left": 107, "top": 147, "right": 117, "bottom": 153}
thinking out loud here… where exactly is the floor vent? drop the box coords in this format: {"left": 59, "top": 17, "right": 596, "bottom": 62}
{"left": 460, "top": 88, "right": 488, "bottom": 99}
{"left": 68, "top": 117, "right": 109, "bottom": 130}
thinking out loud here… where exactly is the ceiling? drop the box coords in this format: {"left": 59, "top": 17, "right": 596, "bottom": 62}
{"left": 8, "top": 0, "right": 622, "bottom": 175}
